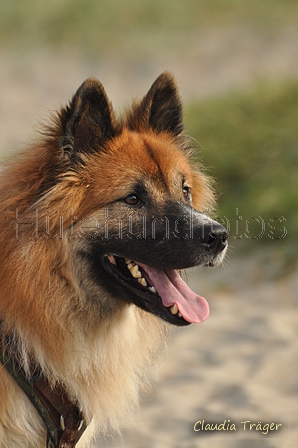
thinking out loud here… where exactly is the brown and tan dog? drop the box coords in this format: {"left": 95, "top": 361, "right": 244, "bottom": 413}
{"left": 0, "top": 72, "right": 227, "bottom": 447}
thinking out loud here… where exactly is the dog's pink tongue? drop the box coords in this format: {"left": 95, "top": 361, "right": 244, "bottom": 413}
{"left": 137, "top": 263, "right": 209, "bottom": 324}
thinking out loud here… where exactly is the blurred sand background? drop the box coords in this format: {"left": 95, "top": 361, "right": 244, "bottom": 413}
{"left": 0, "top": 1, "right": 297, "bottom": 447}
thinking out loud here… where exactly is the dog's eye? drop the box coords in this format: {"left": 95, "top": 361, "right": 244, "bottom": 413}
{"left": 183, "top": 186, "right": 190, "bottom": 199}
{"left": 124, "top": 194, "right": 140, "bottom": 205}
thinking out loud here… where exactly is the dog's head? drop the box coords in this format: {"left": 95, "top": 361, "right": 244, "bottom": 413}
{"left": 33, "top": 73, "right": 228, "bottom": 327}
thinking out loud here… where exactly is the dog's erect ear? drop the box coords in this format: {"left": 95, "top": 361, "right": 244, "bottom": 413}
{"left": 129, "top": 72, "right": 183, "bottom": 136}
{"left": 59, "top": 78, "right": 117, "bottom": 158}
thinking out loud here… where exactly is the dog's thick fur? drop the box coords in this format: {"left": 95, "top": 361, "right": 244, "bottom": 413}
{"left": 0, "top": 73, "right": 227, "bottom": 447}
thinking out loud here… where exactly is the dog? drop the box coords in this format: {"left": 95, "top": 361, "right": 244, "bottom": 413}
{"left": 0, "top": 72, "right": 227, "bottom": 447}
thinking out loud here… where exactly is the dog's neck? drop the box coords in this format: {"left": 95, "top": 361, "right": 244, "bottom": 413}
{"left": 0, "top": 340, "right": 86, "bottom": 448}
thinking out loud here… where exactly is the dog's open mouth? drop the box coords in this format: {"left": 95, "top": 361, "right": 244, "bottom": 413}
{"left": 102, "top": 255, "right": 209, "bottom": 327}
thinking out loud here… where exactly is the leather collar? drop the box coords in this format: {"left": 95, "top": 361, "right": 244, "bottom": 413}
{"left": 0, "top": 347, "right": 87, "bottom": 448}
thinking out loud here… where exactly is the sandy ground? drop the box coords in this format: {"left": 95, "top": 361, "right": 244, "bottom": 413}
{"left": 0, "top": 25, "right": 297, "bottom": 448}
{"left": 1, "top": 26, "right": 298, "bottom": 154}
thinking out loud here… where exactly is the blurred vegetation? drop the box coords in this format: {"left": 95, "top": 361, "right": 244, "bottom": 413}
{"left": 1, "top": 0, "right": 298, "bottom": 56}
{"left": 185, "top": 81, "right": 298, "bottom": 265}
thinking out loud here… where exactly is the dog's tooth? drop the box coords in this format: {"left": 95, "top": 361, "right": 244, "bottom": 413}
{"left": 149, "top": 286, "right": 157, "bottom": 294}
{"left": 138, "top": 277, "right": 147, "bottom": 287}
{"left": 127, "top": 263, "right": 134, "bottom": 270}
{"left": 178, "top": 312, "right": 182, "bottom": 318}
{"left": 170, "top": 304, "right": 178, "bottom": 315}
{"left": 130, "top": 264, "right": 142, "bottom": 278}
{"left": 125, "top": 259, "right": 132, "bottom": 264}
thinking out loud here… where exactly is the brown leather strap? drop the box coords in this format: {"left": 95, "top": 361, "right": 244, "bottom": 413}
{"left": 33, "top": 377, "right": 85, "bottom": 447}
{"left": 0, "top": 345, "right": 86, "bottom": 448}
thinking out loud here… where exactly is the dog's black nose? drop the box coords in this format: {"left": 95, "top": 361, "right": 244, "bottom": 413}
{"left": 199, "top": 224, "right": 228, "bottom": 253}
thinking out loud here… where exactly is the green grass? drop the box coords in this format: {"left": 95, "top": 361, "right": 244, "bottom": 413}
{"left": 1, "top": 0, "right": 298, "bottom": 56}
{"left": 185, "top": 81, "right": 298, "bottom": 265}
